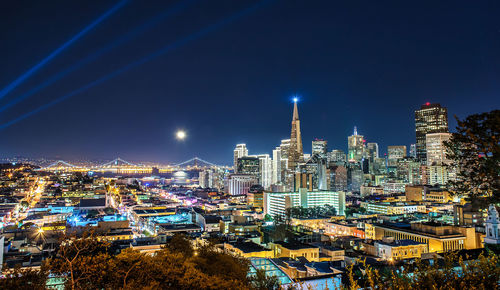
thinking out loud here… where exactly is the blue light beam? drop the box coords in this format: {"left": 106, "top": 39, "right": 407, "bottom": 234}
{"left": 0, "top": 0, "right": 272, "bottom": 131}
{"left": 0, "top": 0, "right": 128, "bottom": 100}
{"left": 0, "top": 0, "right": 197, "bottom": 114}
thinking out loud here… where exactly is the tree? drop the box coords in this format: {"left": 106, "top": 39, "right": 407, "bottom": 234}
{"left": 444, "top": 110, "right": 500, "bottom": 204}
{"left": 44, "top": 231, "right": 111, "bottom": 290}
{"left": 163, "top": 233, "right": 194, "bottom": 258}
{"left": 249, "top": 269, "right": 280, "bottom": 290}
{"left": 345, "top": 252, "right": 500, "bottom": 290}
{"left": 0, "top": 264, "right": 48, "bottom": 290}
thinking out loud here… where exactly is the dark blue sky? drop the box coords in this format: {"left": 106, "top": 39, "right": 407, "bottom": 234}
{"left": 1, "top": 0, "right": 499, "bottom": 165}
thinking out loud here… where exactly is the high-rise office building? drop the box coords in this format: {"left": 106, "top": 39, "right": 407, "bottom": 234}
{"left": 415, "top": 103, "right": 448, "bottom": 162}
{"left": 348, "top": 167, "right": 364, "bottom": 192}
{"left": 387, "top": 145, "right": 407, "bottom": 166}
{"left": 426, "top": 133, "right": 451, "bottom": 166}
{"left": 329, "top": 165, "right": 347, "bottom": 191}
{"left": 396, "top": 158, "right": 422, "bottom": 185}
{"left": 264, "top": 189, "right": 346, "bottom": 217}
{"left": 312, "top": 139, "right": 328, "bottom": 158}
{"left": 366, "top": 142, "right": 379, "bottom": 162}
{"left": 409, "top": 144, "right": 417, "bottom": 158}
{"left": 328, "top": 149, "right": 347, "bottom": 164}
{"left": 348, "top": 126, "right": 364, "bottom": 162}
{"left": 199, "top": 168, "right": 227, "bottom": 190}
{"left": 280, "top": 139, "right": 290, "bottom": 159}
{"left": 270, "top": 139, "right": 291, "bottom": 186}
{"left": 237, "top": 157, "right": 260, "bottom": 177}
{"left": 252, "top": 154, "right": 272, "bottom": 190}
{"left": 294, "top": 155, "right": 328, "bottom": 191}
{"left": 233, "top": 144, "right": 248, "bottom": 172}
{"left": 227, "top": 174, "right": 258, "bottom": 195}
{"left": 288, "top": 100, "right": 303, "bottom": 169}
{"left": 272, "top": 147, "right": 282, "bottom": 185}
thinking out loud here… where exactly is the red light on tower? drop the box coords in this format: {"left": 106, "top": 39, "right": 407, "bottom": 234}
{"left": 425, "top": 102, "right": 430, "bottom": 106}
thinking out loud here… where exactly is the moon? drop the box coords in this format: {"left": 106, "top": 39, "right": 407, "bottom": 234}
{"left": 176, "top": 130, "right": 186, "bottom": 140}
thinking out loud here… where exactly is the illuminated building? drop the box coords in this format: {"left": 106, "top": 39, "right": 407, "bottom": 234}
{"left": 271, "top": 241, "right": 320, "bottom": 262}
{"left": 224, "top": 241, "right": 273, "bottom": 258}
{"left": 312, "top": 139, "right": 327, "bottom": 158}
{"left": 280, "top": 139, "right": 291, "bottom": 159}
{"left": 247, "top": 185, "right": 264, "bottom": 209}
{"left": 405, "top": 185, "right": 424, "bottom": 202}
{"left": 484, "top": 204, "right": 500, "bottom": 245}
{"left": 372, "top": 222, "right": 482, "bottom": 253}
{"left": 387, "top": 146, "right": 406, "bottom": 166}
{"left": 198, "top": 167, "right": 226, "bottom": 190}
{"left": 424, "top": 188, "right": 451, "bottom": 203}
{"left": 233, "top": 144, "right": 248, "bottom": 172}
{"left": 348, "top": 127, "right": 364, "bottom": 162}
{"left": 199, "top": 170, "right": 210, "bottom": 188}
{"left": 429, "top": 164, "right": 450, "bottom": 185}
{"left": 396, "top": 158, "right": 422, "bottom": 184}
{"left": 348, "top": 165, "right": 363, "bottom": 192}
{"left": 325, "top": 222, "right": 365, "bottom": 239}
{"left": 453, "top": 203, "right": 485, "bottom": 226}
{"left": 426, "top": 132, "right": 451, "bottom": 166}
{"left": 409, "top": 144, "right": 417, "bottom": 158}
{"left": 415, "top": 103, "right": 448, "bottom": 162}
{"left": 264, "top": 189, "right": 345, "bottom": 217}
{"left": 294, "top": 155, "right": 328, "bottom": 191}
{"left": 366, "top": 142, "right": 379, "bottom": 162}
{"left": 360, "top": 185, "right": 384, "bottom": 197}
{"left": 347, "top": 126, "right": 364, "bottom": 162}
{"left": 374, "top": 238, "right": 427, "bottom": 261}
{"left": 329, "top": 165, "right": 347, "bottom": 191}
{"left": 252, "top": 154, "right": 272, "bottom": 189}
{"left": 328, "top": 149, "right": 346, "bottom": 165}
{"left": 383, "top": 182, "right": 407, "bottom": 194}
{"left": 272, "top": 147, "right": 282, "bottom": 185}
{"left": 361, "top": 202, "right": 426, "bottom": 215}
{"left": 227, "top": 174, "right": 258, "bottom": 196}
{"left": 237, "top": 157, "right": 260, "bottom": 176}
{"left": 287, "top": 99, "right": 303, "bottom": 169}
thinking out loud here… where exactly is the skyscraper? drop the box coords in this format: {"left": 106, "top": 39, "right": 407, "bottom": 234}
{"left": 426, "top": 133, "right": 452, "bottom": 166}
{"left": 409, "top": 144, "right": 417, "bottom": 158}
{"left": 387, "top": 145, "right": 407, "bottom": 166}
{"left": 233, "top": 144, "right": 248, "bottom": 172}
{"left": 272, "top": 147, "right": 282, "bottom": 185}
{"left": 252, "top": 154, "right": 272, "bottom": 190}
{"left": 348, "top": 126, "right": 364, "bottom": 162}
{"left": 366, "top": 142, "right": 379, "bottom": 162}
{"left": 415, "top": 103, "right": 448, "bottom": 162}
{"left": 312, "top": 139, "right": 328, "bottom": 158}
{"left": 288, "top": 99, "right": 303, "bottom": 169}
{"left": 237, "top": 157, "right": 260, "bottom": 177}
{"left": 328, "top": 149, "right": 347, "bottom": 164}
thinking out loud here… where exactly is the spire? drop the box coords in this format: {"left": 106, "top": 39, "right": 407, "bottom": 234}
{"left": 292, "top": 100, "right": 299, "bottom": 121}
{"left": 354, "top": 126, "right": 358, "bottom": 135}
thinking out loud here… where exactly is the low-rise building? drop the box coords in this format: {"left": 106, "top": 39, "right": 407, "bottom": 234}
{"left": 372, "top": 222, "right": 483, "bottom": 253}
{"left": 374, "top": 238, "right": 427, "bottom": 261}
{"left": 324, "top": 222, "right": 365, "bottom": 239}
{"left": 224, "top": 241, "right": 273, "bottom": 258}
{"left": 271, "top": 241, "right": 320, "bottom": 262}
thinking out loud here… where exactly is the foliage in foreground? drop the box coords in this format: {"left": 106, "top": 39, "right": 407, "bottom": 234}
{"left": 1, "top": 232, "right": 499, "bottom": 289}
{"left": 0, "top": 233, "right": 278, "bottom": 290}
{"left": 346, "top": 252, "right": 500, "bottom": 290}
{"left": 444, "top": 109, "right": 500, "bottom": 204}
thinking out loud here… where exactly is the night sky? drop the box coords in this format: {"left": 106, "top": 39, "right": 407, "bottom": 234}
{"left": 1, "top": 0, "right": 499, "bottom": 165}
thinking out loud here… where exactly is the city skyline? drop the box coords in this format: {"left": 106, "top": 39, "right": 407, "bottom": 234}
{"left": 1, "top": 1, "right": 499, "bottom": 164}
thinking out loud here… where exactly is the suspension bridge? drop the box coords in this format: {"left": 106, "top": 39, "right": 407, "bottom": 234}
{"left": 40, "top": 156, "right": 226, "bottom": 173}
